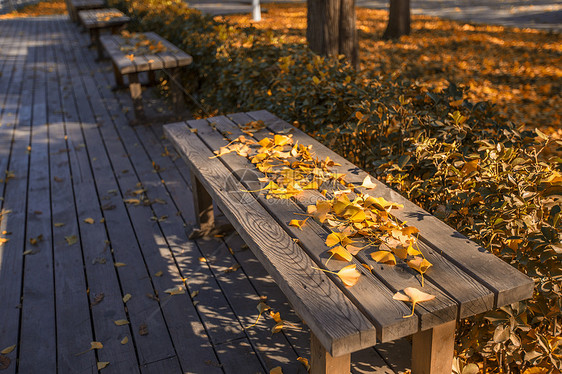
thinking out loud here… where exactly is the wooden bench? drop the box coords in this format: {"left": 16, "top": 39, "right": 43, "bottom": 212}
{"left": 69, "top": 0, "right": 105, "bottom": 23}
{"left": 100, "top": 32, "right": 193, "bottom": 124}
{"left": 163, "top": 110, "right": 534, "bottom": 374}
{"left": 78, "top": 8, "right": 130, "bottom": 60}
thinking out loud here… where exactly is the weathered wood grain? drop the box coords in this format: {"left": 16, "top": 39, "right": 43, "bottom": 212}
{"left": 165, "top": 121, "right": 378, "bottom": 357}
{"left": 247, "top": 110, "right": 534, "bottom": 309}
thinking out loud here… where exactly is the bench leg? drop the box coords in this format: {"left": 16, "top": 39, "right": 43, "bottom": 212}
{"left": 170, "top": 68, "right": 186, "bottom": 115}
{"left": 411, "top": 320, "right": 456, "bottom": 374}
{"left": 112, "top": 62, "right": 125, "bottom": 89}
{"left": 310, "top": 332, "right": 351, "bottom": 374}
{"left": 92, "top": 29, "right": 104, "bottom": 61}
{"left": 128, "top": 72, "right": 145, "bottom": 123}
{"left": 191, "top": 173, "right": 215, "bottom": 231}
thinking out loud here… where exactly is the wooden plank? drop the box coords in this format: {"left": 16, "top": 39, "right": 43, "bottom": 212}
{"left": 0, "top": 18, "right": 34, "bottom": 374}
{"left": 57, "top": 18, "right": 141, "bottom": 374}
{"left": 165, "top": 122, "right": 377, "bottom": 357}
{"left": 140, "top": 356, "right": 182, "bottom": 374}
{"left": 189, "top": 116, "right": 421, "bottom": 341}
{"left": 47, "top": 19, "right": 97, "bottom": 372}
{"left": 222, "top": 113, "right": 460, "bottom": 332}
{"left": 73, "top": 38, "right": 225, "bottom": 373}
{"left": 350, "top": 347, "right": 395, "bottom": 374}
{"left": 214, "top": 338, "right": 266, "bottom": 374}
{"left": 246, "top": 110, "right": 534, "bottom": 309}
{"left": 411, "top": 320, "right": 456, "bottom": 374}
{"left": 17, "top": 18, "right": 57, "bottom": 374}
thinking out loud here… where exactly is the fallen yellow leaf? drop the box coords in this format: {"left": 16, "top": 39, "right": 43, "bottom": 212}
{"left": 270, "top": 366, "right": 283, "bottom": 374}
{"left": 123, "top": 294, "right": 132, "bottom": 303}
{"left": 97, "top": 361, "right": 109, "bottom": 370}
{"left": 361, "top": 175, "right": 377, "bottom": 189}
{"left": 288, "top": 217, "right": 309, "bottom": 230}
{"left": 84, "top": 218, "right": 94, "bottom": 224}
{"left": 328, "top": 246, "right": 353, "bottom": 262}
{"left": 370, "top": 250, "right": 397, "bottom": 265}
{"left": 393, "top": 287, "right": 435, "bottom": 318}
{"left": 65, "top": 235, "right": 77, "bottom": 245}
{"left": 164, "top": 286, "right": 185, "bottom": 295}
{"left": 0, "top": 344, "right": 16, "bottom": 354}
{"left": 114, "top": 319, "right": 129, "bottom": 326}
{"left": 120, "top": 336, "right": 128, "bottom": 345}
{"left": 90, "top": 341, "right": 103, "bottom": 350}
{"left": 337, "top": 264, "right": 361, "bottom": 287}
{"left": 114, "top": 262, "right": 126, "bottom": 268}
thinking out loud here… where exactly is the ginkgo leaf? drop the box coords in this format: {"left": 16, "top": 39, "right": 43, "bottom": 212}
{"left": 65, "top": 235, "right": 77, "bottom": 245}
{"left": 394, "top": 243, "right": 421, "bottom": 260}
{"left": 271, "top": 321, "right": 285, "bottom": 334}
{"left": 361, "top": 175, "right": 377, "bottom": 189}
{"left": 114, "top": 319, "right": 129, "bottom": 326}
{"left": 54, "top": 222, "right": 65, "bottom": 227}
{"left": 370, "top": 251, "right": 397, "bottom": 265}
{"left": 393, "top": 287, "right": 436, "bottom": 318}
{"left": 342, "top": 205, "right": 366, "bottom": 223}
{"left": 0, "top": 345, "right": 15, "bottom": 355}
{"left": 325, "top": 232, "right": 353, "bottom": 247}
{"left": 164, "top": 286, "right": 185, "bottom": 295}
{"left": 270, "top": 311, "right": 283, "bottom": 323}
{"left": 154, "top": 270, "right": 163, "bottom": 277}
{"left": 97, "top": 362, "right": 110, "bottom": 370}
{"left": 90, "top": 342, "right": 103, "bottom": 350}
{"left": 114, "top": 262, "right": 126, "bottom": 268}
{"left": 121, "top": 336, "right": 128, "bottom": 345}
{"left": 84, "top": 218, "right": 94, "bottom": 224}
{"left": 364, "top": 196, "right": 403, "bottom": 211}
{"left": 270, "top": 366, "right": 283, "bottom": 374}
{"left": 407, "top": 257, "right": 432, "bottom": 274}
{"left": 297, "top": 357, "right": 310, "bottom": 371}
{"left": 337, "top": 264, "right": 361, "bottom": 287}
{"left": 328, "top": 246, "right": 353, "bottom": 262}
{"left": 123, "top": 294, "right": 132, "bottom": 303}
{"left": 289, "top": 217, "right": 309, "bottom": 230}
{"left": 345, "top": 244, "right": 364, "bottom": 255}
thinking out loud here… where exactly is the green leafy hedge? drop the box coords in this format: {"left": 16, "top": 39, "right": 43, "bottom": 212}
{"left": 108, "top": 0, "right": 562, "bottom": 371}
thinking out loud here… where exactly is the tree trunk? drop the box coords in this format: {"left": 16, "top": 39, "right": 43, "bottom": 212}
{"left": 307, "top": 0, "right": 359, "bottom": 69}
{"left": 339, "top": 0, "right": 359, "bottom": 69}
{"left": 383, "top": 0, "right": 410, "bottom": 39}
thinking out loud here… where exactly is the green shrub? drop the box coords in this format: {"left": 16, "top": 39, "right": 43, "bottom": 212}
{"left": 107, "top": 0, "right": 562, "bottom": 371}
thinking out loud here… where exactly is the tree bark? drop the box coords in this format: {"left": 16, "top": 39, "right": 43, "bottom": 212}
{"left": 307, "top": 0, "right": 359, "bottom": 69}
{"left": 383, "top": 0, "right": 410, "bottom": 39}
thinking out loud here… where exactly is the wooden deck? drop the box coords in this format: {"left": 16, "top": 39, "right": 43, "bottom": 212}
{"left": 0, "top": 16, "right": 410, "bottom": 374}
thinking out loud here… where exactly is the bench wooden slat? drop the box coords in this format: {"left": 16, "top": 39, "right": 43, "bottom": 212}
{"left": 246, "top": 110, "right": 535, "bottom": 308}
{"left": 188, "top": 115, "right": 422, "bottom": 342}
{"left": 164, "top": 122, "right": 378, "bottom": 357}
{"left": 99, "top": 35, "right": 136, "bottom": 74}
{"left": 144, "top": 32, "right": 193, "bottom": 68}
{"left": 78, "top": 8, "right": 130, "bottom": 29}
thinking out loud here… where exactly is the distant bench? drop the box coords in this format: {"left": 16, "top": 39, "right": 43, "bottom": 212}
{"left": 78, "top": 8, "right": 130, "bottom": 60}
{"left": 100, "top": 32, "right": 192, "bottom": 124}
{"left": 163, "top": 110, "right": 534, "bottom": 374}
{"left": 69, "top": 0, "right": 105, "bottom": 23}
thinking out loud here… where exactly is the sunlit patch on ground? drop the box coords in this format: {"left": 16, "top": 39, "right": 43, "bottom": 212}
{"left": 222, "top": 3, "right": 561, "bottom": 141}
{"left": 0, "top": 0, "right": 67, "bottom": 19}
